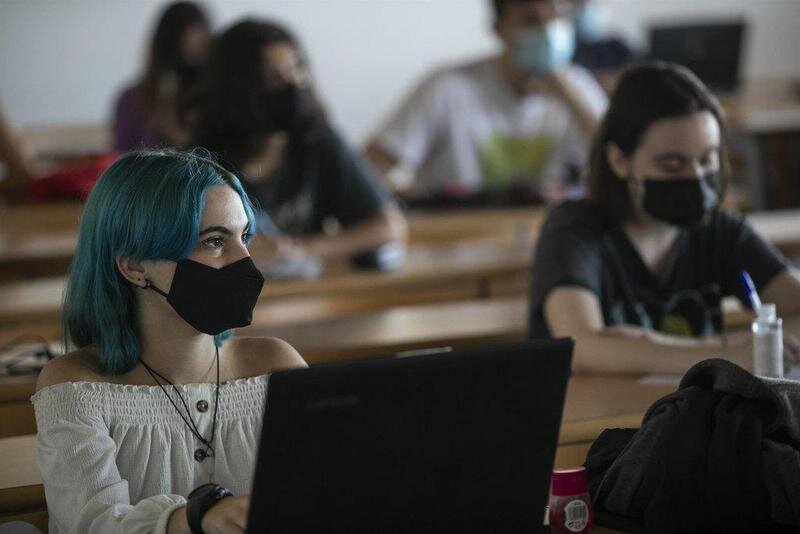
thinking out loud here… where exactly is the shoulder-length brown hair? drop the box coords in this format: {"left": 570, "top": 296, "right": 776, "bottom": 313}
{"left": 587, "top": 62, "right": 729, "bottom": 227}
{"left": 189, "top": 19, "right": 328, "bottom": 173}
{"left": 135, "top": 2, "right": 209, "bottom": 116}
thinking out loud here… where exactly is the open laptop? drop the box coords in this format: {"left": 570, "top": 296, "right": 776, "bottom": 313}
{"left": 247, "top": 339, "right": 573, "bottom": 533}
{"left": 649, "top": 21, "right": 747, "bottom": 93}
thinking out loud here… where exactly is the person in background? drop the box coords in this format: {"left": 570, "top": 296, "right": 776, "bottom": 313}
{"left": 33, "top": 150, "right": 306, "bottom": 533}
{"left": 0, "top": 103, "right": 118, "bottom": 202}
{"left": 112, "top": 1, "right": 210, "bottom": 152}
{"left": 190, "top": 19, "right": 406, "bottom": 268}
{"left": 570, "top": 0, "right": 634, "bottom": 76}
{"left": 365, "top": 0, "right": 607, "bottom": 206}
{"left": 0, "top": 103, "right": 35, "bottom": 201}
{"left": 529, "top": 62, "right": 800, "bottom": 375}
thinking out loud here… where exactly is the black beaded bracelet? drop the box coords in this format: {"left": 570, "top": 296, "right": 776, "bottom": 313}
{"left": 186, "top": 483, "right": 234, "bottom": 534}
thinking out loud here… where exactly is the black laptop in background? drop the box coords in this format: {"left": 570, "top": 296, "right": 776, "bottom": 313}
{"left": 649, "top": 20, "right": 747, "bottom": 92}
{"left": 247, "top": 339, "right": 573, "bottom": 534}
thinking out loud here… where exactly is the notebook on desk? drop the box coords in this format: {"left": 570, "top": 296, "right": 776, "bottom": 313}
{"left": 247, "top": 339, "right": 574, "bottom": 533}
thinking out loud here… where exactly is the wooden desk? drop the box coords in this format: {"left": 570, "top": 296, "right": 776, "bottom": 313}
{"left": 0, "top": 297, "right": 530, "bottom": 435}
{"left": 0, "top": 375, "right": 41, "bottom": 438}
{"left": 0, "top": 202, "right": 82, "bottom": 281}
{"left": 593, "top": 77, "right": 800, "bottom": 135}
{"left": 2, "top": 198, "right": 800, "bottom": 293}
{"left": 248, "top": 296, "right": 528, "bottom": 362}
{"left": 20, "top": 123, "right": 109, "bottom": 160}
{"left": 747, "top": 208, "right": 800, "bottom": 256}
{"left": 0, "top": 237, "right": 532, "bottom": 326}
{"left": 0, "top": 204, "right": 539, "bottom": 281}
{"left": 721, "top": 78, "right": 800, "bottom": 135}
{"left": 720, "top": 79, "right": 800, "bottom": 210}
{"left": 0, "top": 202, "right": 84, "bottom": 234}
{"left": 1, "top": 205, "right": 798, "bottom": 325}
{"left": 0, "top": 295, "right": 750, "bottom": 443}
{"left": 0, "top": 374, "right": 675, "bottom": 529}
{"left": 2, "top": 201, "right": 800, "bottom": 285}
{"left": 0, "top": 434, "right": 46, "bottom": 531}
{"left": 0, "top": 204, "right": 537, "bottom": 241}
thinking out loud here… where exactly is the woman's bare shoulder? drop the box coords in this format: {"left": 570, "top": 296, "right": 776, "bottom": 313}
{"left": 35, "top": 347, "right": 106, "bottom": 392}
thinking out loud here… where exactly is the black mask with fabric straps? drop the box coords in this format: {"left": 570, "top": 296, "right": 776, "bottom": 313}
{"left": 641, "top": 173, "right": 720, "bottom": 227}
{"left": 264, "top": 83, "right": 313, "bottom": 133}
{"left": 145, "top": 257, "right": 265, "bottom": 335}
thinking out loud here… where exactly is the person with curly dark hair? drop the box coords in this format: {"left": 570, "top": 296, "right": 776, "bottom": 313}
{"left": 191, "top": 19, "right": 406, "bottom": 268}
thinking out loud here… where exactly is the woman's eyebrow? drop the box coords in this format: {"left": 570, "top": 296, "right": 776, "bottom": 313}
{"left": 654, "top": 152, "right": 686, "bottom": 161}
{"left": 199, "top": 226, "right": 233, "bottom": 236}
{"left": 199, "top": 223, "right": 251, "bottom": 236}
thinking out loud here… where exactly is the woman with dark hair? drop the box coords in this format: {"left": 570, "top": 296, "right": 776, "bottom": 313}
{"left": 191, "top": 19, "right": 406, "bottom": 266}
{"left": 112, "top": 1, "right": 210, "bottom": 152}
{"left": 529, "top": 62, "right": 800, "bottom": 374}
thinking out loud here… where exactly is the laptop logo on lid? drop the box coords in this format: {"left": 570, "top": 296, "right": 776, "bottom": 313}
{"left": 306, "top": 394, "right": 360, "bottom": 411}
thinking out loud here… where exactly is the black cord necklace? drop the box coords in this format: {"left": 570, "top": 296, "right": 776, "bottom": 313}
{"left": 141, "top": 343, "right": 220, "bottom": 463}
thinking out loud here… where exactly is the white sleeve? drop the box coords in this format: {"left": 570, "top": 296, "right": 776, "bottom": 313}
{"left": 35, "top": 399, "right": 186, "bottom": 534}
{"left": 570, "top": 66, "right": 609, "bottom": 119}
{"left": 372, "top": 69, "right": 451, "bottom": 169}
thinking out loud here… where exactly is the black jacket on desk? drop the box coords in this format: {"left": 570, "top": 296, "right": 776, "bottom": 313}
{"left": 585, "top": 359, "right": 800, "bottom": 533}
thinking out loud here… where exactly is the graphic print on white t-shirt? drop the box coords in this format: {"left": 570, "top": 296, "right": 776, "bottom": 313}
{"left": 375, "top": 56, "right": 607, "bottom": 197}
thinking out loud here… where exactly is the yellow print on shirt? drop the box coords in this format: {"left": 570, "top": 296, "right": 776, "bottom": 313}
{"left": 480, "top": 134, "right": 553, "bottom": 188}
{"left": 660, "top": 313, "right": 696, "bottom": 338}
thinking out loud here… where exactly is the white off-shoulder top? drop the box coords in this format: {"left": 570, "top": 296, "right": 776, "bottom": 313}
{"left": 30, "top": 376, "right": 268, "bottom": 534}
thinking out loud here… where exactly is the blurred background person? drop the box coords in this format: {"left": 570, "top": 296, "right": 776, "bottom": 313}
{"left": 0, "top": 103, "right": 35, "bottom": 201}
{"left": 190, "top": 19, "right": 407, "bottom": 272}
{"left": 570, "top": 0, "right": 636, "bottom": 90}
{"left": 365, "top": 0, "right": 607, "bottom": 207}
{"left": 112, "top": 1, "right": 210, "bottom": 152}
{"left": 529, "top": 62, "right": 800, "bottom": 375}
{"left": 0, "top": 101, "right": 118, "bottom": 203}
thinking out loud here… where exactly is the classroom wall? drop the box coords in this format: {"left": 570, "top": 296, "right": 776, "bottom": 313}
{"left": 1, "top": 0, "right": 799, "bottom": 145}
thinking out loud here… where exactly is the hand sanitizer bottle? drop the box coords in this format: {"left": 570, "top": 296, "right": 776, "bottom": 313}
{"left": 752, "top": 303, "right": 783, "bottom": 378}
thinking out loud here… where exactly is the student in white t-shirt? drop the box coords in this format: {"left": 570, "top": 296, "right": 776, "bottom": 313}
{"left": 366, "top": 0, "right": 608, "bottom": 204}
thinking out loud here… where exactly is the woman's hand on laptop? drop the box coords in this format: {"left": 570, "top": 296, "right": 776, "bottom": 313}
{"left": 202, "top": 495, "right": 250, "bottom": 534}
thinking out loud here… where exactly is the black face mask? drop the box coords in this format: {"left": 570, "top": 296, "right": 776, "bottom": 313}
{"left": 263, "top": 83, "right": 313, "bottom": 133}
{"left": 146, "top": 257, "right": 265, "bottom": 335}
{"left": 175, "top": 60, "right": 202, "bottom": 87}
{"left": 641, "top": 173, "right": 720, "bottom": 227}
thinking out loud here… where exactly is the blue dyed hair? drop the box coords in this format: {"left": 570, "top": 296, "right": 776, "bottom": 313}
{"left": 63, "top": 149, "right": 257, "bottom": 375}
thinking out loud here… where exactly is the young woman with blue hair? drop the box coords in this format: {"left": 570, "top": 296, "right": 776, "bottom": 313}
{"left": 32, "top": 150, "right": 305, "bottom": 533}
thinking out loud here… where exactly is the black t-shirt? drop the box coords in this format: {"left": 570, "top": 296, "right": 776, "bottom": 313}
{"left": 529, "top": 200, "right": 789, "bottom": 338}
{"left": 241, "top": 125, "right": 388, "bottom": 236}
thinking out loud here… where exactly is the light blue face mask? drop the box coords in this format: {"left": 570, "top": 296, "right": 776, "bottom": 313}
{"left": 573, "top": 2, "right": 608, "bottom": 43}
{"left": 514, "top": 19, "right": 576, "bottom": 75}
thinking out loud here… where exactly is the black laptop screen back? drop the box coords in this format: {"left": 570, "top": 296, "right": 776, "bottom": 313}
{"left": 649, "top": 22, "right": 746, "bottom": 92}
{"left": 247, "top": 339, "right": 573, "bottom": 533}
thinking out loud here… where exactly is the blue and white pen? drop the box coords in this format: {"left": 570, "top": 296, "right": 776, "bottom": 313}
{"left": 740, "top": 270, "right": 762, "bottom": 311}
